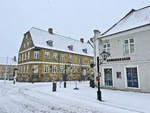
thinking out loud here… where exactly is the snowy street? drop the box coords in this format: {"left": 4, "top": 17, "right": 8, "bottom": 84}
{"left": 0, "top": 81, "right": 150, "bottom": 113}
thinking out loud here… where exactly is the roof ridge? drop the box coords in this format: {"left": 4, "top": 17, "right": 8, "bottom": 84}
{"left": 30, "top": 27, "right": 88, "bottom": 44}
{"left": 136, "top": 5, "right": 150, "bottom": 11}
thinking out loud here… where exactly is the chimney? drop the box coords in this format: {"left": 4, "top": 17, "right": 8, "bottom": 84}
{"left": 48, "top": 28, "right": 53, "bottom": 34}
{"left": 80, "top": 38, "right": 84, "bottom": 43}
{"left": 93, "top": 30, "right": 101, "bottom": 38}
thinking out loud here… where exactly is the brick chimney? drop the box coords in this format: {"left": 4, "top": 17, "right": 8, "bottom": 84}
{"left": 48, "top": 28, "right": 53, "bottom": 34}
{"left": 80, "top": 38, "right": 84, "bottom": 43}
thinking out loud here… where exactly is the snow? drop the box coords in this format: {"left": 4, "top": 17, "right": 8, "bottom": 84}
{"left": 29, "top": 27, "right": 93, "bottom": 57}
{"left": 104, "top": 6, "right": 150, "bottom": 37}
{"left": 0, "top": 80, "right": 150, "bottom": 113}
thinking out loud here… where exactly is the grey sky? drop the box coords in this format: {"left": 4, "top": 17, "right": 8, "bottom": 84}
{"left": 0, "top": 0, "right": 150, "bottom": 57}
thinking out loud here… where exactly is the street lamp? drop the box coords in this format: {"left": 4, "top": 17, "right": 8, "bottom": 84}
{"left": 90, "top": 51, "right": 110, "bottom": 101}
{"left": 64, "top": 62, "right": 71, "bottom": 88}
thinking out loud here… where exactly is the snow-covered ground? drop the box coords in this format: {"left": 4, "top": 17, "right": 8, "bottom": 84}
{"left": 0, "top": 80, "right": 150, "bottom": 113}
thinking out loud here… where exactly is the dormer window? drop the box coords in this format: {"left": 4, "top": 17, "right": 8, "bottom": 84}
{"left": 83, "top": 48, "right": 87, "bottom": 53}
{"left": 46, "top": 40, "right": 53, "bottom": 47}
{"left": 68, "top": 45, "right": 73, "bottom": 51}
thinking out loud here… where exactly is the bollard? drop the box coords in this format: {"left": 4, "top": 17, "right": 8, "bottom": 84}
{"left": 52, "top": 82, "right": 57, "bottom": 92}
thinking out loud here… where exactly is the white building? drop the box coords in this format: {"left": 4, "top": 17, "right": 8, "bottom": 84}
{"left": 94, "top": 6, "right": 150, "bottom": 92}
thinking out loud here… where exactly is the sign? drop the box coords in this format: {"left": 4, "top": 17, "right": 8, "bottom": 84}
{"left": 96, "top": 76, "right": 99, "bottom": 81}
{"left": 107, "top": 57, "right": 130, "bottom": 62}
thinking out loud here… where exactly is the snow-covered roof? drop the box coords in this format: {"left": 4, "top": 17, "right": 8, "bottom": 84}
{"left": 0, "top": 57, "right": 17, "bottom": 65}
{"left": 29, "top": 27, "right": 93, "bottom": 57}
{"left": 103, "top": 6, "right": 150, "bottom": 37}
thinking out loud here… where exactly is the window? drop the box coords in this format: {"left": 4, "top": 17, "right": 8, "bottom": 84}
{"left": 78, "top": 57, "right": 81, "bottom": 64}
{"left": 45, "top": 52, "right": 50, "bottom": 59}
{"left": 24, "top": 53, "right": 27, "bottom": 60}
{"left": 84, "top": 58, "right": 88, "bottom": 65}
{"left": 34, "top": 51, "right": 39, "bottom": 59}
{"left": 52, "top": 66, "right": 57, "bottom": 74}
{"left": 32, "top": 65, "right": 38, "bottom": 74}
{"left": 72, "top": 66, "right": 76, "bottom": 74}
{"left": 46, "top": 40, "right": 53, "bottom": 47}
{"left": 104, "top": 68, "right": 113, "bottom": 86}
{"left": 20, "top": 66, "right": 22, "bottom": 73}
{"left": 23, "top": 43, "right": 26, "bottom": 48}
{"left": 53, "top": 53, "right": 58, "bottom": 60}
{"left": 124, "top": 38, "right": 135, "bottom": 54}
{"left": 116, "top": 72, "right": 121, "bottom": 79}
{"left": 60, "top": 54, "right": 65, "bottom": 62}
{"left": 23, "top": 66, "right": 26, "bottom": 73}
{"left": 22, "top": 54, "right": 24, "bottom": 61}
{"left": 27, "top": 51, "right": 30, "bottom": 60}
{"left": 78, "top": 67, "right": 81, "bottom": 73}
{"left": 27, "top": 42, "right": 30, "bottom": 47}
{"left": 90, "top": 59, "right": 94, "bottom": 64}
{"left": 19, "top": 55, "right": 21, "bottom": 62}
{"left": 126, "top": 67, "right": 138, "bottom": 88}
{"left": 103, "top": 43, "right": 110, "bottom": 53}
{"left": 69, "top": 55, "right": 72, "bottom": 62}
{"left": 44, "top": 65, "right": 49, "bottom": 73}
{"left": 68, "top": 45, "right": 73, "bottom": 51}
{"left": 83, "top": 48, "right": 87, "bottom": 53}
{"left": 26, "top": 65, "right": 29, "bottom": 73}
{"left": 130, "top": 39, "right": 134, "bottom": 53}
{"left": 60, "top": 66, "right": 64, "bottom": 74}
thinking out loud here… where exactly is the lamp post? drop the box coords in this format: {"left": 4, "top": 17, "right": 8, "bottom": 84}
{"left": 90, "top": 51, "right": 110, "bottom": 101}
{"left": 64, "top": 62, "right": 71, "bottom": 88}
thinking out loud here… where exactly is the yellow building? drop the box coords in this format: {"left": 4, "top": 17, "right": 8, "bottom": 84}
{"left": 18, "top": 27, "right": 93, "bottom": 82}
{"left": 0, "top": 57, "right": 17, "bottom": 80}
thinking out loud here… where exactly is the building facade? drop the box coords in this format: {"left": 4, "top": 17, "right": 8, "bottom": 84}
{"left": 0, "top": 57, "right": 17, "bottom": 80}
{"left": 18, "top": 27, "right": 93, "bottom": 82}
{"left": 94, "top": 6, "right": 150, "bottom": 92}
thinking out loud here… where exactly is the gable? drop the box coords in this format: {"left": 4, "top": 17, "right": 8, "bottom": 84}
{"left": 19, "top": 32, "right": 34, "bottom": 52}
{"left": 103, "top": 6, "right": 150, "bottom": 37}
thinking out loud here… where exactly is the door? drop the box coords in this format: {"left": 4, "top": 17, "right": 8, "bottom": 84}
{"left": 126, "top": 67, "right": 138, "bottom": 88}
{"left": 104, "top": 68, "right": 113, "bottom": 86}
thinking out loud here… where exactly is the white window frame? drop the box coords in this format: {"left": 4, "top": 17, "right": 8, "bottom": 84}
{"left": 102, "top": 66, "right": 114, "bottom": 87}
{"left": 124, "top": 38, "right": 135, "bottom": 54}
{"left": 44, "top": 65, "right": 49, "bottom": 73}
{"left": 24, "top": 52, "right": 27, "bottom": 60}
{"left": 52, "top": 65, "right": 57, "bottom": 74}
{"left": 60, "top": 54, "right": 65, "bottom": 61}
{"left": 60, "top": 66, "right": 64, "bottom": 74}
{"left": 53, "top": 53, "right": 58, "bottom": 60}
{"left": 27, "top": 51, "right": 30, "bottom": 60}
{"left": 27, "top": 42, "right": 30, "bottom": 47}
{"left": 45, "top": 52, "right": 50, "bottom": 59}
{"left": 19, "top": 54, "right": 21, "bottom": 62}
{"left": 72, "top": 66, "right": 76, "bottom": 74}
{"left": 22, "top": 54, "right": 24, "bottom": 61}
{"left": 69, "top": 55, "right": 72, "bottom": 62}
{"left": 124, "top": 65, "right": 140, "bottom": 89}
{"left": 23, "top": 43, "right": 26, "bottom": 48}
{"left": 33, "top": 65, "right": 38, "bottom": 74}
{"left": 103, "top": 43, "right": 110, "bottom": 53}
{"left": 84, "top": 58, "right": 88, "bottom": 65}
{"left": 34, "top": 51, "right": 39, "bottom": 59}
{"left": 26, "top": 65, "right": 29, "bottom": 73}
{"left": 78, "top": 57, "right": 81, "bottom": 64}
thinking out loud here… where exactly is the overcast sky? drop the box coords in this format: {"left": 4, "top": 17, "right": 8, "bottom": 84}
{"left": 0, "top": 0, "right": 150, "bottom": 58}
